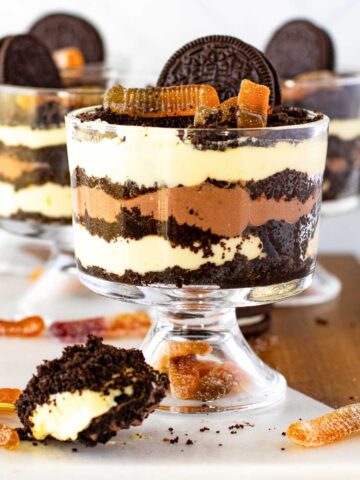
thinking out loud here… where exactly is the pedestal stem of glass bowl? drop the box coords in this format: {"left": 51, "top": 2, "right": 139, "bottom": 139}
{"left": 140, "top": 293, "right": 286, "bottom": 414}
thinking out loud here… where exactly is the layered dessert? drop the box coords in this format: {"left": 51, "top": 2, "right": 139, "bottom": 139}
{"left": 283, "top": 72, "right": 360, "bottom": 202}
{"left": 0, "top": 25, "right": 107, "bottom": 226}
{"left": 266, "top": 20, "right": 360, "bottom": 204}
{"left": 16, "top": 336, "right": 168, "bottom": 445}
{"left": 0, "top": 95, "right": 70, "bottom": 223}
{"left": 67, "top": 81, "right": 327, "bottom": 289}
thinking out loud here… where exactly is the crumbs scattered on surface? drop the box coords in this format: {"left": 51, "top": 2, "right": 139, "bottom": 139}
{"left": 131, "top": 432, "right": 151, "bottom": 441}
{"left": 200, "top": 427, "right": 210, "bottom": 432}
{"left": 186, "top": 439, "right": 194, "bottom": 445}
{"left": 72, "top": 448, "right": 78, "bottom": 453}
{"left": 315, "top": 317, "right": 329, "bottom": 326}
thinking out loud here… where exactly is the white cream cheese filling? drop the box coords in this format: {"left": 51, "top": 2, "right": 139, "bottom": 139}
{"left": 0, "top": 182, "right": 72, "bottom": 218}
{"left": 30, "top": 389, "right": 123, "bottom": 441}
{"left": 74, "top": 224, "right": 265, "bottom": 275}
{"left": 0, "top": 125, "right": 66, "bottom": 148}
{"left": 67, "top": 125, "right": 327, "bottom": 187}
{"left": 329, "top": 118, "right": 360, "bottom": 141}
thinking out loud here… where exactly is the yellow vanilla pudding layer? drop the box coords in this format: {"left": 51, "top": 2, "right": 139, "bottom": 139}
{"left": 0, "top": 124, "right": 72, "bottom": 220}
{"left": 67, "top": 123, "right": 326, "bottom": 277}
{"left": 67, "top": 123, "right": 327, "bottom": 187}
{"left": 329, "top": 118, "right": 360, "bottom": 141}
{"left": 0, "top": 182, "right": 72, "bottom": 218}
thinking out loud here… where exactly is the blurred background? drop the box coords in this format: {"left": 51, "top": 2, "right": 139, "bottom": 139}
{"left": 0, "top": 0, "right": 359, "bottom": 258}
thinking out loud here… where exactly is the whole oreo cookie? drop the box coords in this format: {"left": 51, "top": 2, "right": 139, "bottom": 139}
{"left": 30, "top": 13, "right": 104, "bottom": 64}
{"left": 0, "top": 35, "right": 61, "bottom": 88}
{"left": 157, "top": 35, "right": 281, "bottom": 105}
{"left": 265, "top": 19, "right": 335, "bottom": 79}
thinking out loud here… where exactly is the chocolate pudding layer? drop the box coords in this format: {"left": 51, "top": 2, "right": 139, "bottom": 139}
{"left": 67, "top": 106, "right": 327, "bottom": 289}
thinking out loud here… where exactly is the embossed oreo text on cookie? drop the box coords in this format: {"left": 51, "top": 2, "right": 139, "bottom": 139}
{"left": 157, "top": 35, "right": 281, "bottom": 105}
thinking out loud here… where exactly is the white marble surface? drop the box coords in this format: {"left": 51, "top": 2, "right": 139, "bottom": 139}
{"left": 0, "top": 233, "right": 358, "bottom": 477}
{"left": 0, "top": 336, "right": 359, "bottom": 480}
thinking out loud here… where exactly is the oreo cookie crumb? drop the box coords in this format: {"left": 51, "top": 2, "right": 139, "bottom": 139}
{"left": 267, "top": 106, "right": 322, "bottom": 127}
{"left": 315, "top": 317, "right": 329, "bottom": 326}
{"left": 16, "top": 336, "right": 168, "bottom": 446}
{"left": 186, "top": 439, "right": 194, "bottom": 445}
{"left": 200, "top": 427, "right": 210, "bottom": 432}
{"left": 169, "top": 436, "right": 179, "bottom": 444}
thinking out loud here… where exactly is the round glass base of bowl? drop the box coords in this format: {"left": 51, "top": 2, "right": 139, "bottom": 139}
{"left": 277, "top": 263, "right": 341, "bottom": 307}
{"left": 77, "top": 273, "right": 313, "bottom": 413}
{"left": 0, "top": 219, "right": 136, "bottom": 321}
{"left": 0, "top": 218, "right": 74, "bottom": 252}
{"left": 321, "top": 195, "right": 360, "bottom": 216}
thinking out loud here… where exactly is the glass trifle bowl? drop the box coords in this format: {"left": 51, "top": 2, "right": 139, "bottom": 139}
{"left": 283, "top": 72, "right": 360, "bottom": 214}
{"left": 281, "top": 72, "right": 360, "bottom": 305}
{"left": 0, "top": 66, "right": 118, "bottom": 317}
{"left": 66, "top": 107, "right": 328, "bottom": 413}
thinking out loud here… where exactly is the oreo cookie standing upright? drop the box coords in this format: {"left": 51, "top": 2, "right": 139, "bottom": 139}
{"left": 0, "top": 34, "right": 61, "bottom": 88}
{"left": 157, "top": 35, "right": 281, "bottom": 105}
{"left": 29, "top": 13, "right": 105, "bottom": 64}
{"left": 265, "top": 19, "right": 335, "bottom": 79}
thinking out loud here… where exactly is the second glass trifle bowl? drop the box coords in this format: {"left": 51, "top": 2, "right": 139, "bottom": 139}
{"left": 0, "top": 66, "right": 117, "bottom": 317}
{"left": 66, "top": 107, "right": 328, "bottom": 413}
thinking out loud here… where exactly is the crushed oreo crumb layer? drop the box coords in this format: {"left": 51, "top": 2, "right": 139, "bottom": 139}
{"left": 16, "top": 336, "right": 169, "bottom": 446}
{"left": 77, "top": 106, "right": 322, "bottom": 128}
{"left": 78, "top": 107, "right": 193, "bottom": 128}
{"left": 3, "top": 210, "right": 71, "bottom": 225}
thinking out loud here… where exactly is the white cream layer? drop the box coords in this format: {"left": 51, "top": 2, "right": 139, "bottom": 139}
{"left": 74, "top": 224, "right": 265, "bottom": 275}
{"left": 0, "top": 182, "right": 72, "bottom": 218}
{"left": 30, "top": 389, "right": 121, "bottom": 441}
{"left": 67, "top": 125, "right": 327, "bottom": 187}
{"left": 0, "top": 125, "right": 65, "bottom": 148}
{"left": 329, "top": 118, "right": 360, "bottom": 141}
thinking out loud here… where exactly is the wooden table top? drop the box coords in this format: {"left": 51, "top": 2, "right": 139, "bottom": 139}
{"left": 253, "top": 254, "right": 360, "bottom": 409}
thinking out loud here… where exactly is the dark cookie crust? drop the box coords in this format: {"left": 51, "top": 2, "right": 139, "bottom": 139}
{"left": 323, "top": 135, "right": 360, "bottom": 200}
{"left": 157, "top": 35, "right": 281, "bottom": 105}
{"left": 265, "top": 19, "right": 335, "bottom": 79}
{"left": 30, "top": 13, "right": 104, "bottom": 63}
{"left": 16, "top": 336, "right": 168, "bottom": 446}
{"left": 4, "top": 210, "right": 71, "bottom": 224}
{"left": 0, "top": 143, "right": 69, "bottom": 190}
{"left": 0, "top": 35, "right": 61, "bottom": 88}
